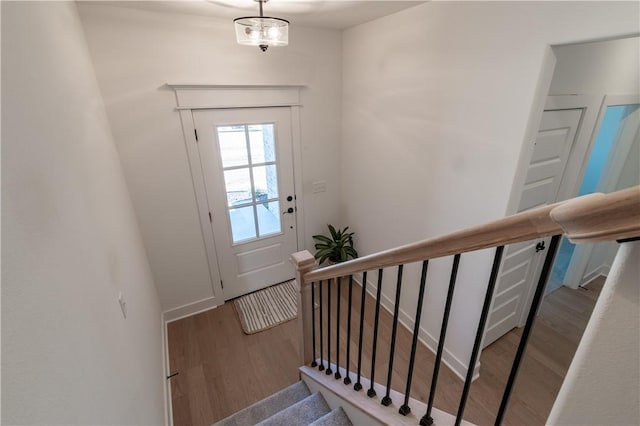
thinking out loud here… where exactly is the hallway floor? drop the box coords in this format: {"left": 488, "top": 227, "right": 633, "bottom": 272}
{"left": 167, "top": 276, "right": 604, "bottom": 425}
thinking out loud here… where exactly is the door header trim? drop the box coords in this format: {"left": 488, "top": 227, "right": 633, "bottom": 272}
{"left": 167, "top": 84, "right": 304, "bottom": 110}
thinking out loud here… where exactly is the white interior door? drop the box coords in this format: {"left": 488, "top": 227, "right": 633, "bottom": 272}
{"left": 483, "top": 109, "right": 583, "bottom": 348}
{"left": 193, "top": 107, "right": 297, "bottom": 300}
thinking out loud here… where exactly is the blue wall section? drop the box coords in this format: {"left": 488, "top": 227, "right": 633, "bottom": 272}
{"left": 578, "top": 106, "right": 626, "bottom": 195}
{"left": 548, "top": 105, "right": 633, "bottom": 292}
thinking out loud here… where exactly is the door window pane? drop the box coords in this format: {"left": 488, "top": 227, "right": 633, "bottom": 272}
{"left": 249, "top": 124, "right": 276, "bottom": 164}
{"left": 253, "top": 165, "right": 279, "bottom": 201}
{"left": 217, "top": 122, "right": 284, "bottom": 244}
{"left": 257, "top": 201, "right": 281, "bottom": 237}
{"left": 224, "top": 168, "right": 253, "bottom": 206}
{"left": 229, "top": 205, "right": 257, "bottom": 243}
{"left": 218, "top": 125, "right": 248, "bottom": 167}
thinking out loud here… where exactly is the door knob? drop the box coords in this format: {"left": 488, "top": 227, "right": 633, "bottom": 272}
{"left": 287, "top": 195, "right": 293, "bottom": 202}
{"left": 283, "top": 207, "right": 294, "bottom": 215}
{"left": 535, "top": 241, "right": 546, "bottom": 252}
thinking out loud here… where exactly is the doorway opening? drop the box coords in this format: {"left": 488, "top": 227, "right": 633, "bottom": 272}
{"left": 193, "top": 107, "right": 299, "bottom": 301}
{"left": 484, "top": 35, "right": 639, "bottom": 350}
{"left": 548, "top": 103, "right": 640, "bottom": 294}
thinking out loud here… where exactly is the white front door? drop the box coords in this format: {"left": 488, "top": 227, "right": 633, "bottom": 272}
{"left": 193, "top": 107, "right": 297, "bottom": 300}
{"left": 483, "top": 109, "right": 583, "bottom": 347}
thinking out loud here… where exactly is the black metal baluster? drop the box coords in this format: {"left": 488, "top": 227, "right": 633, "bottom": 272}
{"left": 420, "top": 254, "right": 461, "bottom": 426}
{"left": 311, "top": 281, "right": 318, "bottom": 367}
{"left": 382, "top": 265, "right": 404, "bottom": 406}
{"left": 367, "top": 268, "right": 384, "bottom": 398}
{"left": 400, "top": 261, "right": 429, "bottom": 416}
{"left": 494, "top": 235, "right": 561, "bottom": 426}
{"left": 344, "top": 275, "right": 354, "bottom": 385}
{"left": 354, "top": 271, "right": 367, "bottom": 391}
{"left": 318, "top": 280, "right": 325, "bottom": 371}
{"left": 326, "top": 278, "right": 333, "bottom": 375}
{"left": 455, "top": 246, "right": 504, "bottom": 426}
{"left": 335, "top": 276, "right": 342, "bottom": 379}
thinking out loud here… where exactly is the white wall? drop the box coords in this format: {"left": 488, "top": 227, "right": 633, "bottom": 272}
{"left": 2, "top": 2, "right": 164, "bottom": 424}
{"left": 547, "top": 241, "right": 640, "bottom": 425}
{"left": 341, "top": 1, "right": 639, "bottom": 377}
{"left": 77, "top": 4, "right": 343, "bottom": 312}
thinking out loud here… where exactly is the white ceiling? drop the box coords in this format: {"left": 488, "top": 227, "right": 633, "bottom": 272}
{"left": 93, "top": 1, "right": 426, "bottom": 29}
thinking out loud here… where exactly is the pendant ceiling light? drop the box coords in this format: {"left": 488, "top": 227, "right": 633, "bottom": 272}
{"left": 234, "top": 0, "right": 289, "bottom": 52}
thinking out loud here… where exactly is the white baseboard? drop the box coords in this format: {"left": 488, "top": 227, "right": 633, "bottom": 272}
{"left": 161, "top": 296, "right": 221, "bottom": 426}
{"left": 354, "top": 275, "right": 480, "bottom": 382}
{"left": 162, "top": 296, "right": 220, "bottom": 323}
{"left": 162, "top": 316, "right": 173, "bottom": 426}
{"left": 580, "top": 265, "right": 610, "bottom": 288}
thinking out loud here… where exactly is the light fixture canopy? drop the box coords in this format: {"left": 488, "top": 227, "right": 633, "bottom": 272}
{"left": 234, "top": 0, "right": 289, "bottom": 52}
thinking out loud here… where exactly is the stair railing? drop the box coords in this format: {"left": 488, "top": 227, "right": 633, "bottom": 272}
{"left": 291, "top": 186, "right": 640, "bottom": 426}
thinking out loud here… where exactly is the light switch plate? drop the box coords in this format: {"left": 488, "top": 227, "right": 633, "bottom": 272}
{"left": 312, "top": 181, "right": 326, "bottom": 193}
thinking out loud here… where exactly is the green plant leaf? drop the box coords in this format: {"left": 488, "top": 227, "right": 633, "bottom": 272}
{"left": 328, "top": 224, "right": 338, "bottom": 241}
{"left": 313, "top": 224, "right": 358, "bottom": 264}
{"left": 313, "top": 235, "right": 333, "bottom": 244}
{"left": 345, "top": 247, "right": 358, "bottom": 258}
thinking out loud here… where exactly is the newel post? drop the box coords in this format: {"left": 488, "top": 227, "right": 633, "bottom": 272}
{"left": 291, "top": 250, "right": 317, "bottom": 367}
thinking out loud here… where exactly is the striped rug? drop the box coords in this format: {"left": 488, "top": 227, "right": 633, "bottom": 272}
{"left": 233, "top": 280, "right": 298, "bottom": 335}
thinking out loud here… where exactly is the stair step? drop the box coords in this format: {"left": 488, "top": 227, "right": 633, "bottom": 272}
{"left": 256, "top": 392, "right": 330, "bottom": 426}
{"left": 309, "top": 407, "right": 353, "bottom": 426}
{"left": 301, "top": 364, "right": 474, "bottom": 425}
{"left": 214, "top": 381, "right": 310, "bottom": 426}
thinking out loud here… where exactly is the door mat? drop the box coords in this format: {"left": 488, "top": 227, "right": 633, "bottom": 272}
{"left": 233, "top": 280, "right": 297, "bottom": 334}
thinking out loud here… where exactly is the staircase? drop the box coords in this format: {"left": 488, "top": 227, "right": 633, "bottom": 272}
{"left": 290, "top": 187, "right": 639, "bottom": 426}
{"left": 214, "top": 381, "right": 353, "bottom": 426}
{"left": 214, "top": 187, "right": 638, "bottom": 426}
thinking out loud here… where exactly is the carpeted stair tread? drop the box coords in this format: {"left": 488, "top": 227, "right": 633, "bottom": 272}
{"left": 214, "top": 381, "right": 310, "bottom": 426}
{"left": 308, "top": 407, "right": 353, "bottom": 426}
{"left": 255, "top": 392, "right": 330, "bottom": 426}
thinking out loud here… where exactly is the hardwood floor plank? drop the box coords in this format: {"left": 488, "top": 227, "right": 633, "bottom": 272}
{"left": 171, "top": 395, "right": 193, "bottom": 426}
{"left": 185, "top": 365, "right": 214, "bottom": 426}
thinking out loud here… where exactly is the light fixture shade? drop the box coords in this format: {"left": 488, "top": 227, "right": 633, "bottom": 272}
{"left": 234, "top": 16, "right": 289, "bottom": 49}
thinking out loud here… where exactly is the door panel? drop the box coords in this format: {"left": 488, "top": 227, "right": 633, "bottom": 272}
{"left": 236, "top": 243, "right": 284, "bottom": 275}
{"left": 193, "top": 107, "right": 297, "bottom": 300}
{"left": 530, "top": 128, "right": 574, "bottom": 161}
{"left": 525, "top": 159, "right": 563, "bottom": 184}
{"left": 484, "top": 109, "right": 582, "bottom": 348}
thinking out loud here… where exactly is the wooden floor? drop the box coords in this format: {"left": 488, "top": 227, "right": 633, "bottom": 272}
{"left": 167, "top": 277, "right": 604, "bottom": 425}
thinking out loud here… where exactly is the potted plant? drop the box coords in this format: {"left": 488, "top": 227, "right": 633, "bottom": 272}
{"left": 312, "top": 224, "right": 358, "bottom": 265}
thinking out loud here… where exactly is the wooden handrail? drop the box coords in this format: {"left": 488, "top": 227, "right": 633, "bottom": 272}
{"left": 550, "top": 186, "right": 640, "bottom": 243}
{"left": 291, "top": 185, "right": 639, "bottom": 426}
{"left": 304, "top": 202, "right": 563, "bottom": 283}
{"left": 302, "top": 186, "right": 640, "bottom": 283}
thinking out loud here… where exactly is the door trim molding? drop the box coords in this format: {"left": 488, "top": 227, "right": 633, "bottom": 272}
{"left": 544, "top": 94, "right": 604, "bottom": 202}
{"left": 167, "top": 84, "right": 304, "bottom": 109}
{"left": 177, "top": 108, "right": 225, "bottom": 307}
{"left": 172, "top": 85, "right": 305, "bottom": 302}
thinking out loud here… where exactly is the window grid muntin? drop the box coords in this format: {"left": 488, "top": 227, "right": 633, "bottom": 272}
{"left": 216, "top": 122, "right": 282, "bottom": 245}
